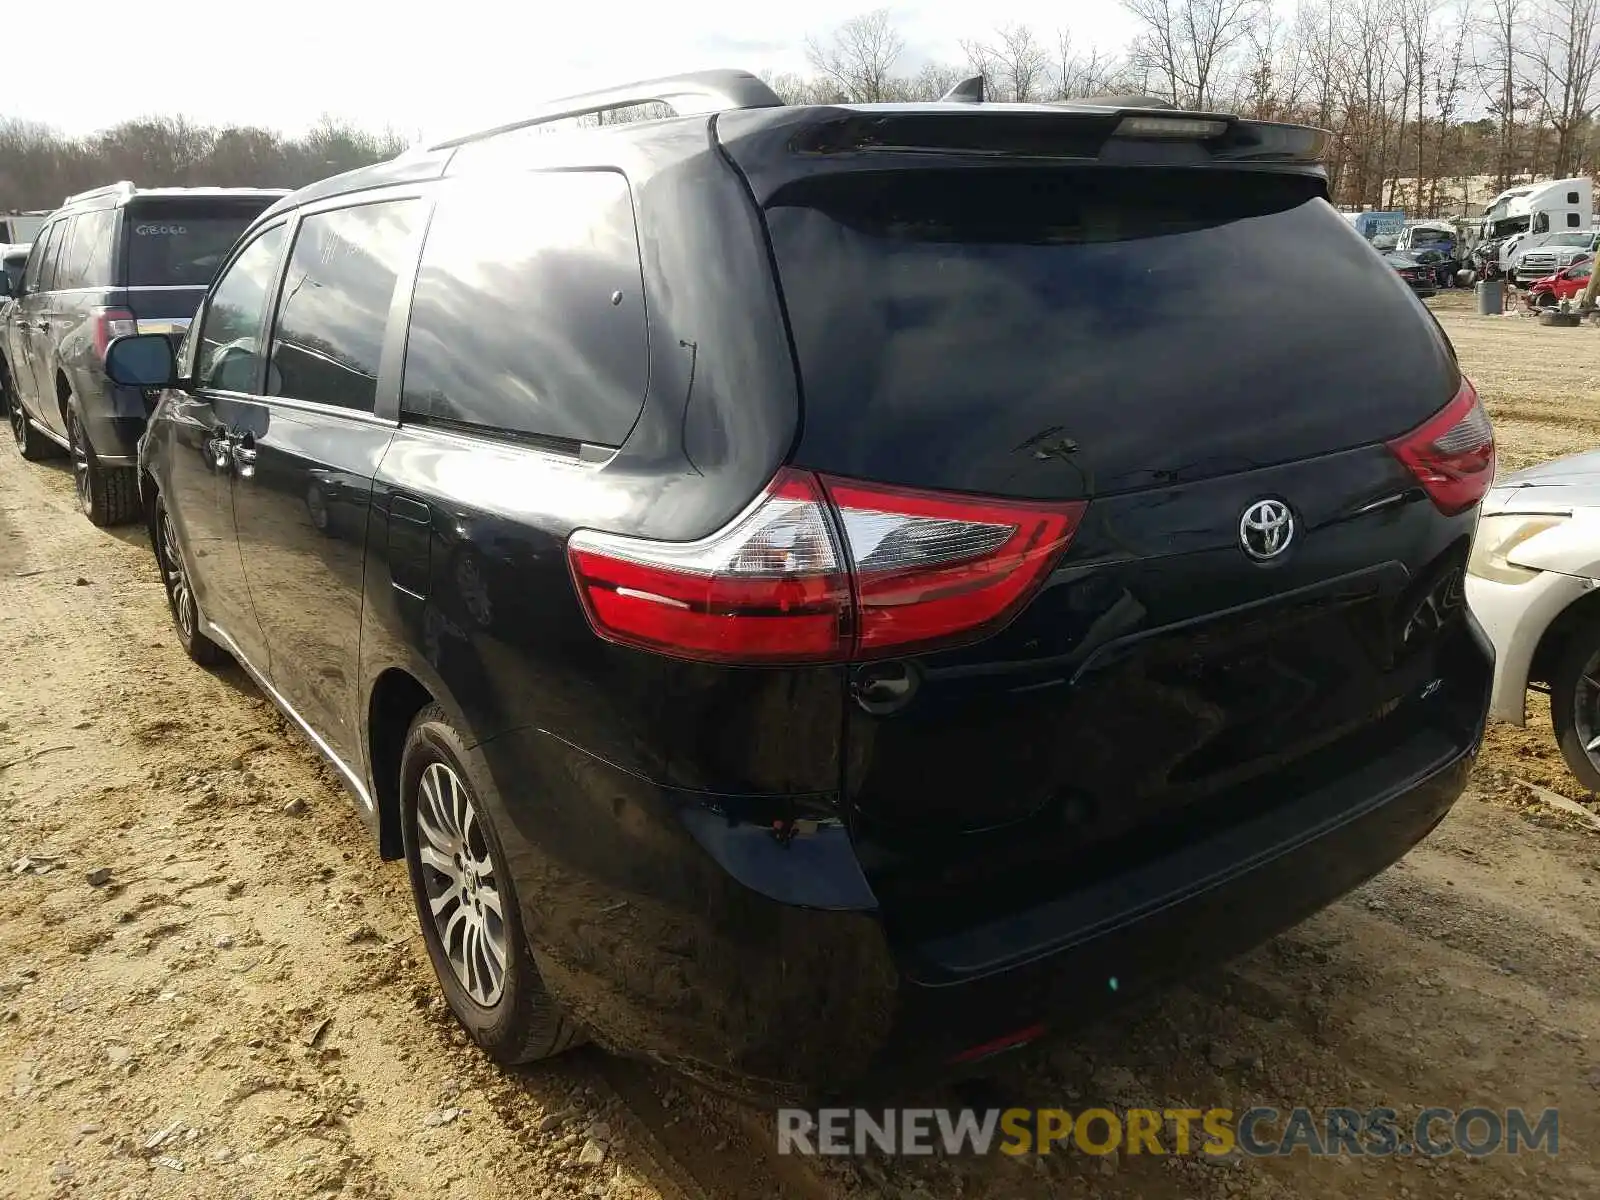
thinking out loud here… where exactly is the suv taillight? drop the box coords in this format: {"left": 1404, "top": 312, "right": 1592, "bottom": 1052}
{"left": 1386, "top": 378, "right": 1495, "bottom": 517}
{"left": 567, "top": 470, "right": 1085, "bottom": 664}
{"left": 92, "top": 307, "right": 137, "bottom": 359}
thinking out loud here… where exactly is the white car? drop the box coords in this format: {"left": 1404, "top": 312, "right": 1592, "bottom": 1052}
{"left": 1467, "top": 451, "right": 1600, "bottom": 789}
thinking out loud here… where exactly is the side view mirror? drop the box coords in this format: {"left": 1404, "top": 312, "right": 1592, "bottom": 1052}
{"left": 104, "top": 333, "right": 180, "bottom": 388}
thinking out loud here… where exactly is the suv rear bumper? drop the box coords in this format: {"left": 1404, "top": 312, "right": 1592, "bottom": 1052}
{"left": 82, "top": 394, "right": 149, "bottom": 464}
{"left": 477, "top": 630, "right": 1488, "bottom": 1100}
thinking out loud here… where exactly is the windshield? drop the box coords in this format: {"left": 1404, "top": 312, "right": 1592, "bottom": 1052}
{"left": 1410, "top": 228, "right": 1453, "bottom": 245}
{"left": 124, "top": 202, "right": 272, "bottom": 287}
{"left": 1547, "top": 232, "right": 1595, "bottom": 247}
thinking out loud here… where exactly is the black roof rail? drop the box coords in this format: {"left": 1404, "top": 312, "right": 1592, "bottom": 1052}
{"left": 429, "top": 68, "right": 784, "bottom": 150}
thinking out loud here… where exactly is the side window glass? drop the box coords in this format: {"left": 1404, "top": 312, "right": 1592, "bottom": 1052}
{"left": 1567, "top": 213, "right": 1582, "bottom": 228}
{"left": 1532, "top": 212, "right": 1550, "bottom": 234}
{"left": 401, "top": 170, "right": 648, "bottom": 446}
{"left": 57, "top": 209, "right": 115, "bottom": 290}
{"left": 23, "top": 222, "right": 61, "bottom": 292}
{"left": 58, "top": 209, "right": 116, "bottom": 289}
{"left": 37, "top": 218, "right": 72, "bottom": 292}
{"left": 197, "top": 225, "right": 287, "bottom": 393}
{"left": 266, "top": 199, "right": 421, "bottom": 413}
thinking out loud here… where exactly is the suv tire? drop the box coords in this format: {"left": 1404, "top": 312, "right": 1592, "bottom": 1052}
{"left": 66, "top": 402, "right": 139, "bottom": 526}
{"left": 400, "top": 704, "right": 583, "bottom": 1064}
{"left": 7, "top": 375, "right": 56, "bottom": 463}
{"left": 152, "top": 493, "right": 227, "bottom": 667}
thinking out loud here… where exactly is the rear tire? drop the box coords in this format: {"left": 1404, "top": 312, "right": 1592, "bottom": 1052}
{"left": 400, "top": 704, "right": 582, "bottom": 1064}
{"left": 152, "top": 494, "right": 227, "bottom": 667}
{"left": 67, "top": 404, "right": 139, "bottom": 526}
{"left": 1548, "top": 625, "right": 1600, "bottom": 793}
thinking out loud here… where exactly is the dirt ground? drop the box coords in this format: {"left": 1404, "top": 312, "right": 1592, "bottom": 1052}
{"left": 3, "top": 295, "right": 1600, "bottom": 1200}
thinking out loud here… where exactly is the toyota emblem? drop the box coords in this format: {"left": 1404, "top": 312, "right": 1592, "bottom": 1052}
{"left": 1239, "top": 499, "right": 1295, "bottom": 561}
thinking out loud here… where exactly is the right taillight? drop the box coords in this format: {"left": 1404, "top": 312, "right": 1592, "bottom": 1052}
{"left": 1386, "top": 377, "right": 1495, "bottom": 516}
{"left": 566, "top": 471, "right": 1085, "bottom": 664}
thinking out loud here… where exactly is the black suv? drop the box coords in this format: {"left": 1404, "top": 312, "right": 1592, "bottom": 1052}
{"left": 105, "top": 71, "right": 1494, "bottom": 1098}
{"left": 0, "top": 182, "right": 285, "bottom": 524}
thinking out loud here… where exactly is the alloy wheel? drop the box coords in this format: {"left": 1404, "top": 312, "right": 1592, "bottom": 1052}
{"left": 68, "top": 413, "right": 92, "bottom": 514}
{"left": 158, "top": 510, "right": 197, "bottom": 642}
{"left": 1571, "top": 647, "right": 1600, "bottom": 769}
{"left": 415, "top": 761, "right": 508, "bottom": 1007}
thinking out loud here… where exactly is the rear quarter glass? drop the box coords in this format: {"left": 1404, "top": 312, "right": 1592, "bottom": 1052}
{"left": 766, "top": 167, "right": 1460, "bottom": 501}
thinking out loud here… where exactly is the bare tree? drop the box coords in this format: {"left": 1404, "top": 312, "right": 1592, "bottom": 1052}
{"left": 805, "top": 8, "right": 906, "bottom": 103}
{"left": 961, "top": 24, "right": 1052, "bottom": 101}
{"left": 0, "top": 116, "right": 403, "bottom": 211}
{"left": 1481, "top": 0, "right": 1525, "bottom": 185}
{"left": 1431, "top": 2, "right": 1478, "bottom": 213}
{"left": 1121, "top": 0, "right": 1265, "bottom": 107}
{"left": 1524, "top": 0, "right": 1600, "bottom": 175}
{"left": 1054, "top": 31, "right": 1128, "bottom": 97}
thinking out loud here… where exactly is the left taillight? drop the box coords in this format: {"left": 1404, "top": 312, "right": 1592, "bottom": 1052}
{"left": 567, "top": 471, "right": 1085, "bottom": 664}
{"left": 91, "top": 307, "right": 137, "bottom": 360}
{"left": 1386, "top": 376, "right": 1495, "bottom": 516}
{"left": 567, "top": 469, "right": 853, "bottom": 664}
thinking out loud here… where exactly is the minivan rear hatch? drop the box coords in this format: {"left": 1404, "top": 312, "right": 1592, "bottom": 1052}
{"left": 720, "top": 109, "right": 1479, "bottom": 936}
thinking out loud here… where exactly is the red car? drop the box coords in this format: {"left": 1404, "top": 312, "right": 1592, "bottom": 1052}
{"left": 1526, "top": 257, "right": 1593, "bottom": 307}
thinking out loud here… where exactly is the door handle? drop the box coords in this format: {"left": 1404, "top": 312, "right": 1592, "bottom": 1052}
{"left": 207, "top": 433, "right": 232, "bottom": 471}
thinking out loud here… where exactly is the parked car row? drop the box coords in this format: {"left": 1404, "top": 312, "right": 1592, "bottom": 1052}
{"left": 3, "top": 72, "right": 1499, "bottom": 1099}
{"left": 0, "top": 182, "right": 285, "bottom": 523}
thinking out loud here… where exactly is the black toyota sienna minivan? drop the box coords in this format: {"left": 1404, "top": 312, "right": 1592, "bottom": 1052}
{"left": 106, "top": 70, "right": 1494, "bottom": 1099}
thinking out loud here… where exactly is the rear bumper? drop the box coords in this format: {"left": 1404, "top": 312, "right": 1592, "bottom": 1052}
{"left": 480, "top": 632, "right": 1487, "bottom": 1099}
{"left": 1466, "top": 568, "right": 1591, "bottom": 725}
{"left": 82, "top": 405, "right": 147, "bottom": 465}
{"left": 874, "top": 721, "right": 1472, "bottom": 1081}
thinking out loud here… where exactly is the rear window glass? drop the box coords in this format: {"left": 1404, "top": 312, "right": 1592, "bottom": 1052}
{"left": 766, "top": 168, "right": 1456, "bottom": 496}
{"left": 124, "top": 202, "right": 271, "bottom": 287}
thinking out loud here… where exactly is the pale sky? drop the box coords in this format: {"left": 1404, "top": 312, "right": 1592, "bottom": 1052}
{"left": 6, "top": 1, "right": 1139, "bottom": 141}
